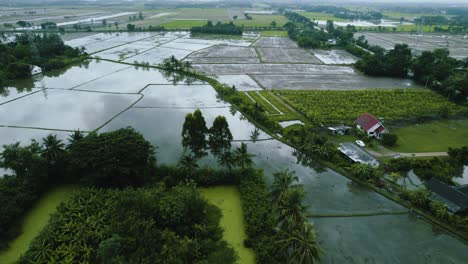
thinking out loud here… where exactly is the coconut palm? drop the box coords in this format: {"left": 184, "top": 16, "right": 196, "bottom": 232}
{"left": 271, "top": 169, "right": 299, "bottom": 207}
{"left": 178, "top": 154, "right": 199, "bottom": 175}
{"left": 67, "top": 130, "right": 84, "bottom": 149}
{"left": 278, "top": 188, "right": 308, "bottom": 231}
{"left": 218, "top": 151, "right": 234, "bottom": 170}
{"left": 42, "top": 134, "right": 65, "bottom": 163}
{"left": 233, "top": 143, "right": 255, "bottom": 169}
{"left": 278, "top": 222, "right": 323, "bottom": 264}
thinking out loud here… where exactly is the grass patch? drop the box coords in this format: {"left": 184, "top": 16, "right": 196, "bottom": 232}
{"left": 297, "top": 11, "right": 349, "bottom": 22}
{"left": 390, "top": 119, "right": 468, "bottom": 152}
{"left": 233, "top": 15, "right": 288, "bottom": 28}
{"left": 160, "top": 19, "right": 208, "bottom": 29}
{"left": 0, "top": 185, "right": 77, "bottom": 264}
{"left": 247, "top": 91, "right": 281, "bottom": 115}
{"left": 200, "top": 186, "right": 255, "bottom": 264}
{"left": 260, "top": 30, "right": 288, "bottom": 37}
{"left": 259, "top": 91, "right": 304, "bottom": 122}
{"left": 274, "top": 89, "right": 467, "bottom": 124}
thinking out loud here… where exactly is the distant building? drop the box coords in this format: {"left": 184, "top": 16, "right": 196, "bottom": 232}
{"left": 426, "top": 178, "right": 468, "bottom": 214}
{"left": 327, "top": 38, "right": 337, "bottom": 45}
{"left": 337, "top": 142, "right": 380, "bottom": 167}
{"left": 328, "top": 125, "right": 351, "bottom": 135}
{"left": 355, "top": 113, "right": 387, "bottom": 139}
{"left": 30, "top": 65, "right": 42, "bottom": 75}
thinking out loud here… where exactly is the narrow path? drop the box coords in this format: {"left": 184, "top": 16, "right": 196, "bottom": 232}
{"left": 367, "top": 149, "right": 449, "bottom": 158}
{"left": 255, "top": 91, "right": 283, "bottom": 114}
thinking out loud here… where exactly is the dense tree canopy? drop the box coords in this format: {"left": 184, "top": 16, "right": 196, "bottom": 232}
{"left": 69, "top": 127, "right": 156, "bottom": 187}
{"left": 191, "top": 21, "right": 243, "bottom": 35}
{"left": 0, "top": 33, "right": 86, "bottom": 88}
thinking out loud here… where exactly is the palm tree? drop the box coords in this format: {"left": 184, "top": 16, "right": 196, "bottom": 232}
{"left": 67, "top": 130, "right": 84, "bottom": 149}
{"left": 218, "top": 151, "right": 234, "bottom": 170}
{"left": 42, "top": 134, "right": 65, "bottom": 163}
{"left": 278, "top": 222, "right": 323, "bottom": 264}
{"left": 233, "top": 143, "right": 255, "bottom": 169}
{"left": 271, "top": 169, "right": 299, "bottom": 207}
{"left": 278, "top": 188, "right": 308, "bottom": 231}
{"left": 178, "top": 154, "right": 199, "bottom": 176}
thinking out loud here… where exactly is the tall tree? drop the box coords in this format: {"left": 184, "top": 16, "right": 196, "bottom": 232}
{"left": 233, "top": 143, "right": 255, "bottom": 169}
{"left": 208, "top": 116, "right": 233, "bottom": 158}
{"left": 181, "top": 110, "right": 208, "bottom": 158}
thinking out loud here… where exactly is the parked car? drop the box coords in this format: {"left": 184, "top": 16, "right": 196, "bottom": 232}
{"left": 355, "top": 140, "right": 365, "bottom": 147}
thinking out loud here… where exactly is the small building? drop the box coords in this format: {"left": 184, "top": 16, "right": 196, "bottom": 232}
{"left": 327, "top": 38, "right": 337, "bottom": 45}
{"left": 337, "top": 142, "right": 380, "bottom": 167}
{"left": 355, "top": 113, "right": 387, "bottom": 139}
{"left": 426, "top": 178, "right": 468, "bottom": 214}
{"left": 328, "top": 125, "right": 351, "bottom": 135}
{"left": 30, "top": 65, "right": 42, "bottom": 75}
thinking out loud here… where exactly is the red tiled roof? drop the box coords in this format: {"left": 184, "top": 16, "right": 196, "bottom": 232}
{"left": 375, "top": 126, "right": 386, "bottom": 134}
{"left": 355, "top": 113, "right": 380, "bottom": 132}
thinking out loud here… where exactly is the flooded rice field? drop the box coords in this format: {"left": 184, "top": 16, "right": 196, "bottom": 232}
{"left": 355, "top": 32, "right": 468, "bottom": 59}
{"left": 0, "top": 32, "right": 467, "bottom": 263}
{"left": 63, "top": 33, "right": 420, "bottom": 90}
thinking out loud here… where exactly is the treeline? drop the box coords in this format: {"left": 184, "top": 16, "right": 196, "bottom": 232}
{"left": 304, "top": 5, "right": 383, "bottom": 20}
{"left": 191, "top": 21, "right": 243, "bottom": 35}
{"left": 355, "top": 43, "right": 468, "bottom": 103}
{"left": 284, "top": 12, "right": 354, "bottom": 48}
{"left": 0, "top": 33, "right": 86, "bottom": 88}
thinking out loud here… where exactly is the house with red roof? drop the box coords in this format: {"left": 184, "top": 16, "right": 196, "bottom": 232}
{"left": 355, "top": 113, "right": 387, "bottom": 138}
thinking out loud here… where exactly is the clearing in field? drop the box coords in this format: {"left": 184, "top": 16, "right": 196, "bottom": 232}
{"left": 274, "top": 89, "right": 467, "bottom": 123}
{"left": 233, "top": 15, "right": 288, "bottom": 28}
{"left": 200, "top": 186, "right": 255, "bottom": 264}
{"left": 0, "top": 185, "right": 77, "bottom": 264}
{"left": 390, "top": 119, "right": 468, "bottom": 153}
{"left": 297, "top": 11, "right": 350, "bottom": 22}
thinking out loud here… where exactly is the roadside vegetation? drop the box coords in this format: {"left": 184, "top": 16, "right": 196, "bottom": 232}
{"left": 274, "top": 89, "right": 467, "bottom": 124}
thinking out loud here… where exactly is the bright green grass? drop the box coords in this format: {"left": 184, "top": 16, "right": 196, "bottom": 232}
{"left": 200, "top": 186, "right": 255, "bottom": 264}
{"left": 259, "top": 91, "right": 305, "bottom": 122}
{"left": 233, "top": 15, "right": 288, "bottom": 27}
{"left": 0, "top": 185, "right": 77, "bottom": 264}
{"left": 297, "top": 11, "right": 349, "bottom": 22}
{"left": 390, "top": 119, "right": 468, "bottom": 153}
{"left": 261, "top": 30, "right": 288, "bottom": 37}
{"left": 247, "top": 91, "right": 281, "bottom": 115}
{"left": 160, "top": 19, "right": 208, "bottom": 29}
